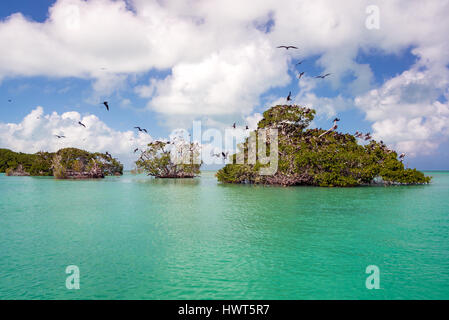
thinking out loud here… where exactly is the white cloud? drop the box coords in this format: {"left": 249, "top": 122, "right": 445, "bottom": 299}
{"left": 355, "top": 66, "right": 449, "bottom": 156}
{"left": 0, "top": 106, "right": 153, "bottom": 167}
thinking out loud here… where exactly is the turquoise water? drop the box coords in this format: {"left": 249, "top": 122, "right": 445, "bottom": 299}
{"left": 0, "top": 171, "right": 448, "bottom": 300}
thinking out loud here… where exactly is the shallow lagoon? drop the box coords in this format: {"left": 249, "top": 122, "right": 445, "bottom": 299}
{"left": 0, "top": 171, "right": 448, "bottom": 299}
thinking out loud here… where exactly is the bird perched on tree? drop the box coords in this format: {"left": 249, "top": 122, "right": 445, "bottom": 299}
{"left": 277, "top": 45, "right": 298, "bottom": 50}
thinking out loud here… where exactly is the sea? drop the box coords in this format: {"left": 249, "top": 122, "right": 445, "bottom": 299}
{"left": 0, "top": 171, "right": 448, "bottom": 299}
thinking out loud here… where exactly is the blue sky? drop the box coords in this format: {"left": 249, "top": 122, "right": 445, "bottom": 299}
{"left": 1, "top": 0, "right": 448, "bottom": 169}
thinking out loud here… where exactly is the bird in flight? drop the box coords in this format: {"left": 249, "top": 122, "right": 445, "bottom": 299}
{"left": 134, "top": 148, "right": 139, "bottom": 153}
{"left": 55, "top": 135, "right": 66, "bottom": 139}
{"left": 232, "top": 123, "right": 236, "bottom": 129}
{"left": 102, "top": 101, "right": 109, "bottom": 111}
{"left": 246, "top": 125, "right": 249, "bottom": 130}
{"left": 318, "top": 118, "right": 340, "bottom": 138}
{"left": 298, "top": 72, "right": 305, "bottom": 79}
{"left": 78, "top": 121, "right": 86, "bottom": 128}
{"left": 277, "top": 46, "right": 298, "bottom": 50}
{"left": 134, "top": 126, "right": 147, "bottom": 132}
{"left": 221, "top": 151, "right": 229, "bottom": 160}
{"left": 399, "top": 153, "right": 406, "bottom": 161}
{"left": 296, "top": 60, "right": 304, "bottom": 65}
{"left": 364, "top": 133, "right": 372, "bottom": 140}
{"left": 315, "top": 73, "right": 331, "bottom": 79}
{"left": 287, "top": 91, "right": 292, "bottom": 102}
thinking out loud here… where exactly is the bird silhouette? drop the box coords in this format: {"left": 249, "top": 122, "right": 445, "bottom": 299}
{"left": 232, "top": 123, "right": 236, "bottom": 129}
{"left": 277, "top": 46, "right": 298, "bottom": 50}
{"left": 105, "top": 151, "right": 111, "bottom": 158}
{"left": 102, "top": 101, "right": 109, "bottom": 111}
{"left": 298, "top": 72, "right": 305, "bottom": 79}
{"left": 134, "top": 148, "right": 139, "bottom": 153}
{"left": 315, "top": 73, "right": 331, "bottom": 79}
{"left": 399, "top": 153, "right": 406, "bottom": 160}
{"left": 78, "top": 121, "right": 86, "bottom": 128}
{"left": 296, "top": 60, "right": 304, "bottom": 65}
{"left": 55, "top": 135, "right": 66, "bottom": 139}
{"left": 287, "top": 91, "right": 292, "bottom": 102}
{"left": 246, "top": 125, "right": 249, "bottom": 130}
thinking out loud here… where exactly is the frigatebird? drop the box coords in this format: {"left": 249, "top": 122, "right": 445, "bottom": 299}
{"left": 102, "top": 101, "right": 109, "bottom": 111}
{"left": 55, "top": 135, "right": 66, "bottom": 139}
{"left": 296, "top": 60, "right": 304, "bottom": 65}
{"left": 78, "top": 121, "right": 86, "bottom": 128}
{"left": 315, "top": 73, "right": 331, "bottom": 79}
{"left": 287, "top": 91, "right": 292, "bottom": 102}
{"left": 298, "top": 72, "right": 305, "bottom": 79}
{"left": 277, "top": 46, "right": 298, "bottom": 50}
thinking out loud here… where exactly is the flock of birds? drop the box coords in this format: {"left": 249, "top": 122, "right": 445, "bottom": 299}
{"left": 6, "top": 45, "right": 405, "bottom": 163}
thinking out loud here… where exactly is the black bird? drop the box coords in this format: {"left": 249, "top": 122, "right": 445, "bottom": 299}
{"left": 296, "top": 60, "right": 304, "bottom": 65}
{"left": 143, "top": 129, "right": 148, "bottom": 133}
{"left": 287, "top": 91, "right": 292, "bottom": 102}
{"left": 134, "top": 148, "right": 139, "bottom": 153}
{"left": 399, "top": 153, "right": 406, "bottom": 160}
{"left": 315, "top": 73, "right": 331, "bottom": 79}
{"left": 333, "top": 118, "right": 340, "bottom": 122}
{"left": 55, "top": 135, "right": 66, "bottom": 139}
{"left": 221, "top": 152, "right": 229, "bottom": 159}
{"left": 134, "top": 126, "right": 143, "bottom": 132}
{"left": 298, "top": 72, "right": 305, "bottom": 79}
{"left": 102, "top": 101, "right": 109, "bottom": 111}
{"left": 105, "top": 151, "right": 111, "bottom": 158}
{"left": 78, "top": 121, "right": 86, "bottom": 128}
{"left": 246, "top": 125, "right": 249, "bottom": 130}
{"left": 277, "top": 46, "right": 298, "bottom": 50}
{"left": 232, "top": 123, "right": 236, "bottom": 129}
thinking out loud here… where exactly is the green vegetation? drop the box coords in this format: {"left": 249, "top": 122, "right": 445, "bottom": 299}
{"left": 0, "top": 148, "right": 123, "bottom": 178}
{"left": 217, "top": 105, "right": 431, "bottom": 187}
{"left": 136, "top": 141, "right": 201, "bottom": 178}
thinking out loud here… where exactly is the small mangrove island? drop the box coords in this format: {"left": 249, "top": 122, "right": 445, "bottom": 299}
{"left": 136, "top": 140, "right": 201, "bottom": 178}
{"left": 0, "top": 148, "right": 123, "bottom": 179}
{"left": 217, "top": 105, "right": 431, "bottom": 187}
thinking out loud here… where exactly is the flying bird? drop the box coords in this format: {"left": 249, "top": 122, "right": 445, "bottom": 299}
{"left": 315, "top": 73, "right": 331, "bottom": 79}
{"left": 287, "top": 91, "right": 292, "bottom": 102}
{"left": 134, "top": 148, "right": 139, "bottom": 153}
{"left": 296, "top": 60, "right": 305, "bottom": 65}
{"left": 232, "top": 123, "right": 236, "bottom": 129}
{"left": 246, "top": 125, "right": 249, "bottom": 130}
{"left": 298, "top": 72, "right": 305, "bottom": 79}
{"left": 102, "top": 101, "right": 109, "bottom": 111}
{"left": 399, "top": 153, "right": 406, "bottom": 160}
{"left": 277, "top": 46, "right": 298, "bottom": 50}
{"left": 55, "top": 135, "right": 66, "bottom": 139}
{"left": 78, "top": 121, "right": 86, "bottom": 128}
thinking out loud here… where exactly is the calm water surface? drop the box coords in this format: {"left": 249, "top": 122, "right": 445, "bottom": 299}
{"left": 0, "top": 171, "right": 448, "bottom": 299}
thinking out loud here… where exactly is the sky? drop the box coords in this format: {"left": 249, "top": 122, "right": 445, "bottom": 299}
{"left": 0, "top": 0, "right": 448, "bottom": 170}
